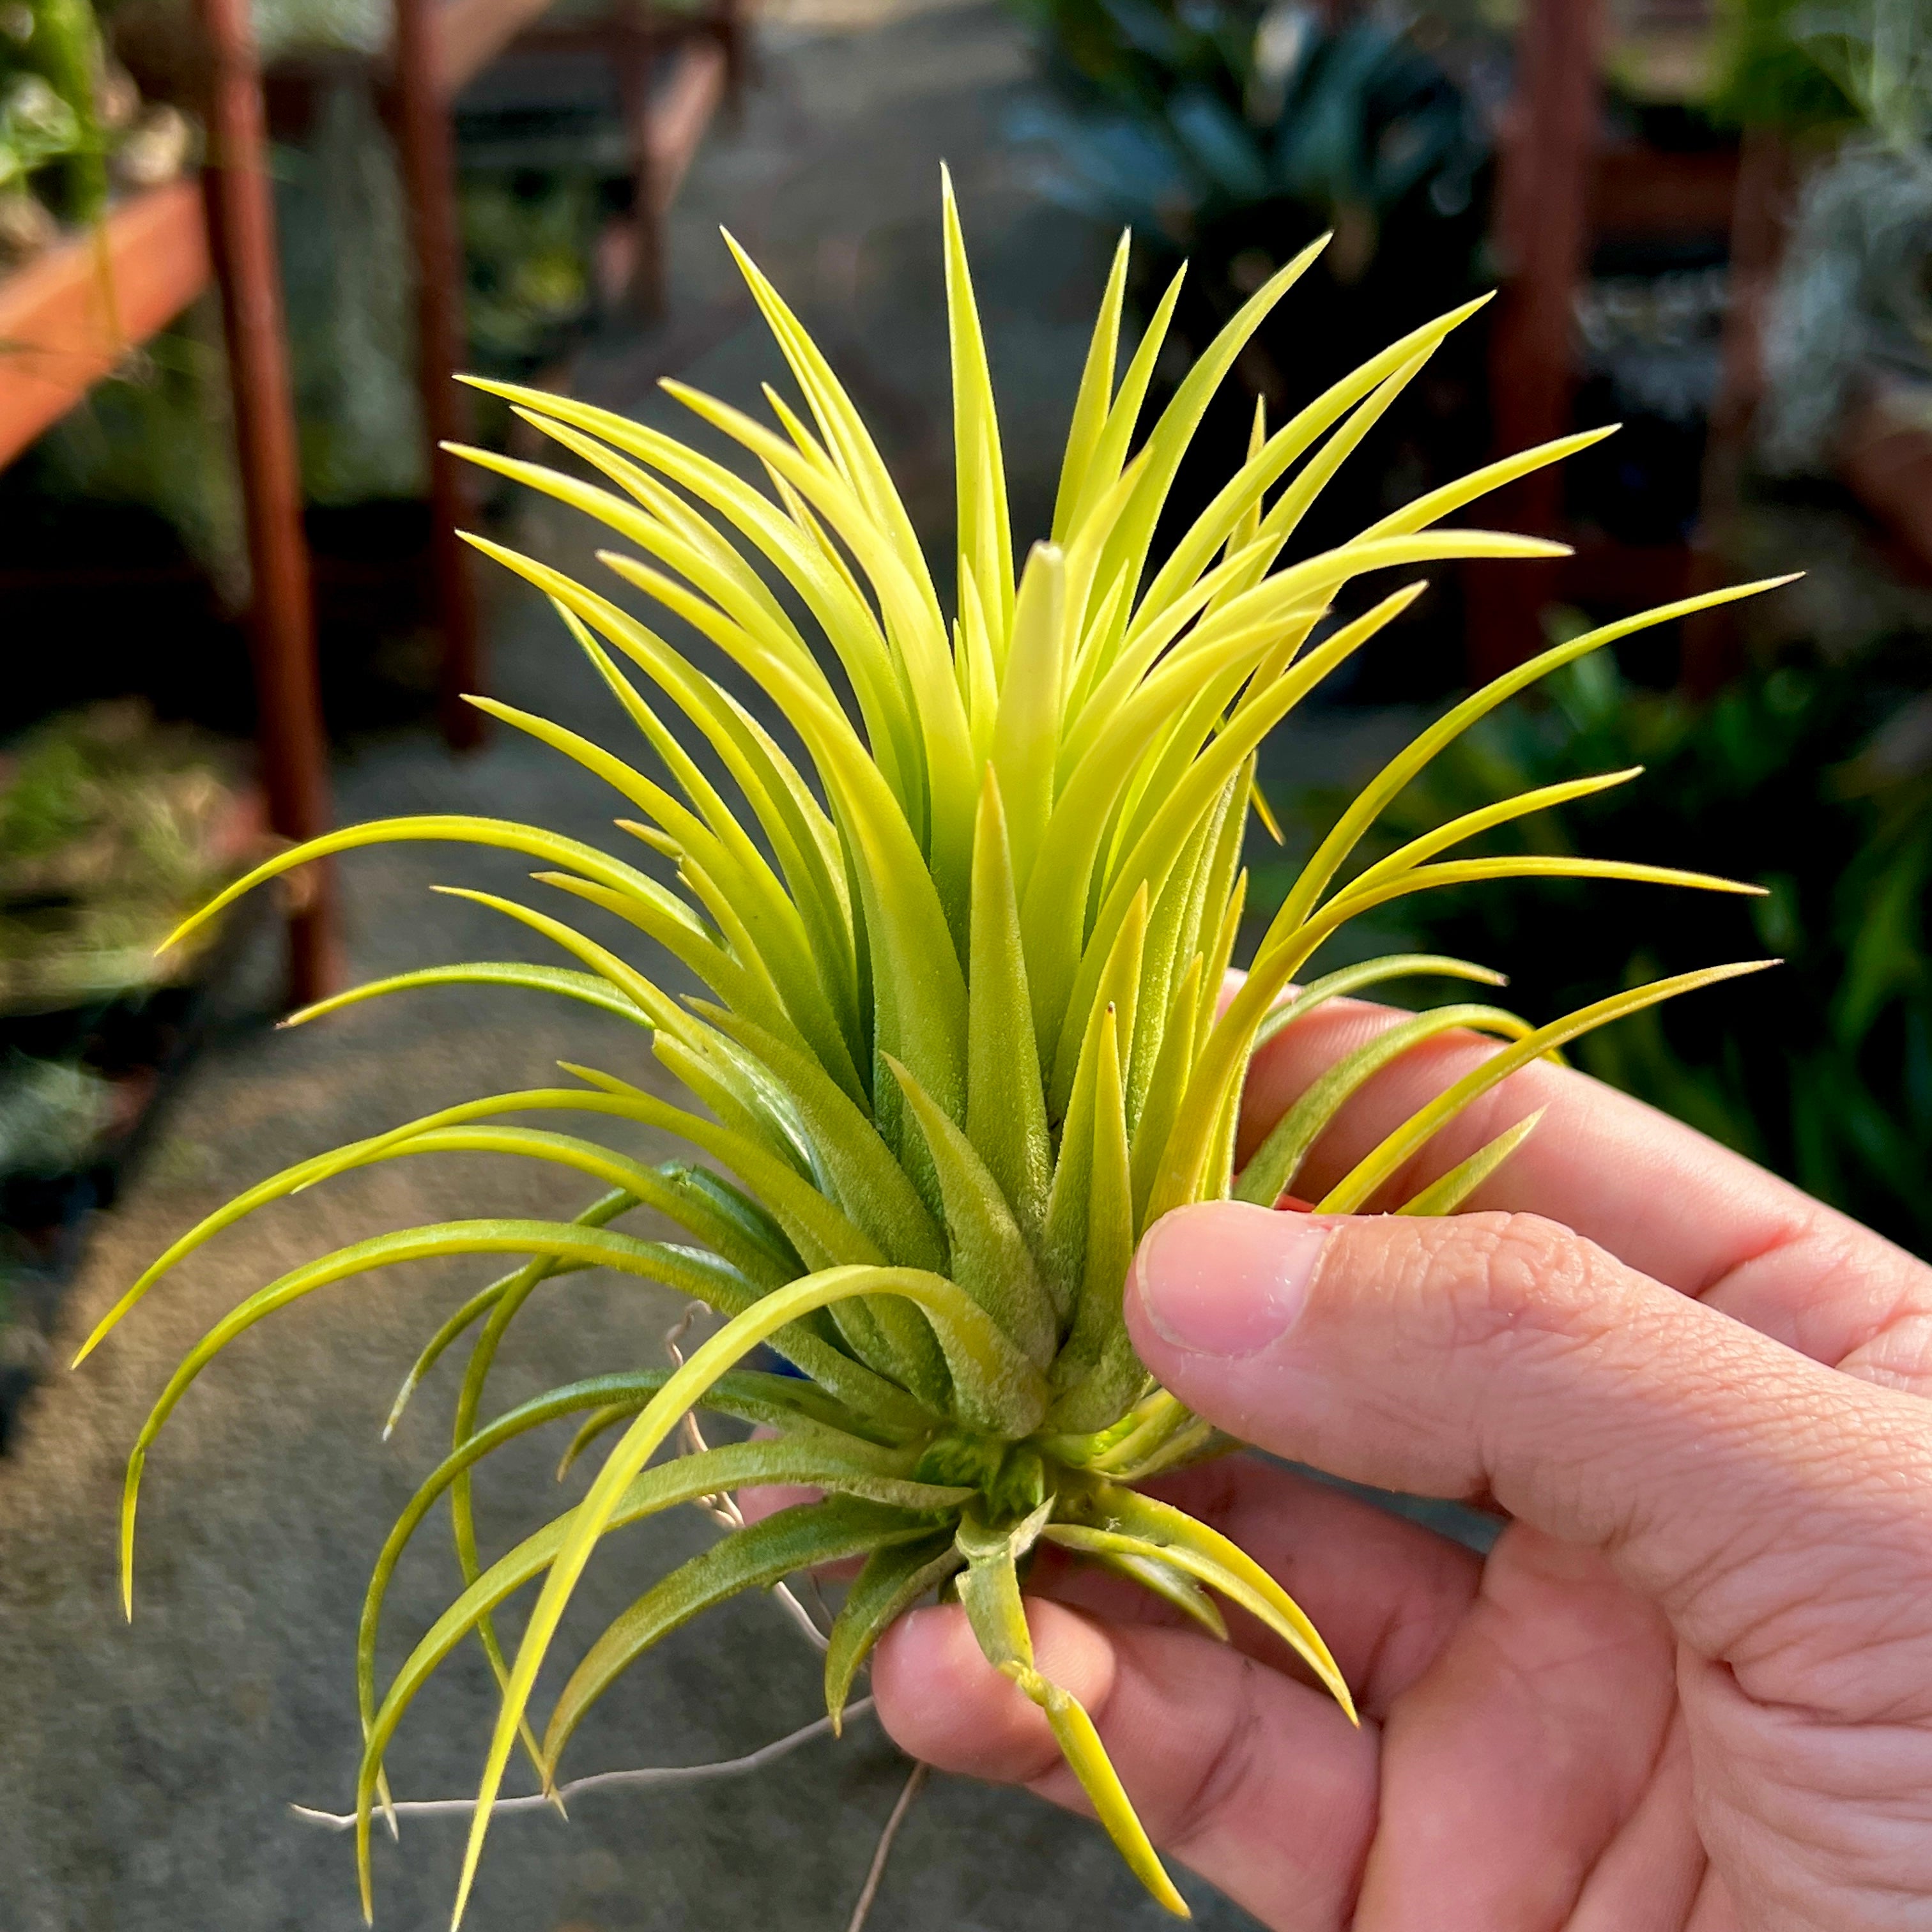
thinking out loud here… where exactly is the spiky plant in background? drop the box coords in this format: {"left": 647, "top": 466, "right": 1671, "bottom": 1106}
{"left": 79, "top": 178, "right": 1781, "bottom": 1924}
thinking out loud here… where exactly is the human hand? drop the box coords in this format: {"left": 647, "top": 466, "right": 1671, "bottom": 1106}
{"left": 869, "top": 992, "right": 1932, "bottom": 1929}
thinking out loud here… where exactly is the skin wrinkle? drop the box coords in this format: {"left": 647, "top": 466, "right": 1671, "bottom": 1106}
{"left": 1533, "top": 1692, "right": 1674, "bottom": 1932}
{"left": 1688, "top": 1211, "right": 1819, "bottom": 1306}
{"left": 1588, "top": 1379, "right": 1923, "bottom": 1692}
{"left": 1475, "top": 1598, "right": 1667, "bottom": 1696}
{"left": 1588, "top": 1355, "right": 1821, "bottom": 1632}
{"left": 1349, "top": 1524, "right": 1676, "bottom": 1929}
{"left": 1689, "top": 1678, "right": 1932, "bottom": 1926}
{"left": 1689, "top": 1455, "right": 1932, "bottom": 1714}
{"left": 1302, "top": 1217, "right": 1761, "bottom": 1598}
{"left": 1682, "top": 1857, "right": 1737, "bottom": 1932}
{"left": 1706, "top": 1223, "right": 1926, "bottom": 1386}
{"left": 1841, "top": 1312, "right": 1932, "bottom": 1392}
{"left": 1353, "top": 1579, "right": 1462, "bottom": 1719}
{"left": 1470, "top": 1540, "right": 1673, "bottom": 1770}
{"left": 1665, "top": 1526, "right": 1878, "bottom": 1691}
{"left": 1744, "top": 1710, "right": 1932, "bottom": 1825}
{"left": 1157, "top": 1652, "right": 1269, "bottom": 1856}
{"left": 1567, "top": 1708, "right": 1706, "bottom": 1932}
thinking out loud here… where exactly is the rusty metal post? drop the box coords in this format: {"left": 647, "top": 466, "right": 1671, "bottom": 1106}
{"left": 615, "top": 0, "right": 664, "bottom": 318}
{"left": 1466, "top": 0, "right": 1602, "bottom": 682}
{"left": 197, "top": 0, "right": 340, "bottom": 1004}
{"left": 392, "top": 0, "right": 487, "bottom": 750}
{"left": 1683, "top": 128, "right": 1795, "bottom": 694}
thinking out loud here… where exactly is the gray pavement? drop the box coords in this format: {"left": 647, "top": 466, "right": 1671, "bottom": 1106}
{"left": 0, "top": 6, "right": 1269, "bottom": 1928}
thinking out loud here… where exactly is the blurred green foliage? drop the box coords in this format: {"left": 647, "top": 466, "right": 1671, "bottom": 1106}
{"left": 1710, "top": 0, "right": 1930, "bottom": 147}
{"left": 1, "top": 0, "right": 107, "bottom": 223}
{"left": 0, "top": 1050, "right": 111, "bottom": 1177}
{"left": 1287, "top": 651, "right": 1932, "bottom": 1257}
{"left": 0, "top": 703, "right": 246, "bottom": 1013}
{"left": 1709, "top": 0, "right": 1860, "bottom": 131}
{"left": 463, "top": 174, "right": 601, "bottom": 376}
{"left": 0, "top": 66, "right": 82, "bottom": 195}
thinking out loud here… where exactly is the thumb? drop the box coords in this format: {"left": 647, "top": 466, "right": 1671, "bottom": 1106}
{"left": 1126, "top": 1203, "right": 1932, "bottom": 1679}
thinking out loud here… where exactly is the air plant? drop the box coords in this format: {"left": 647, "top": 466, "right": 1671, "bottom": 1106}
{"left": 79, "top": 178, "right": 1782, "bottom": 1925}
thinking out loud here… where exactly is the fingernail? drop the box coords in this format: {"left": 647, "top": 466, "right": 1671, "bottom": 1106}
{"left": 1133, "top": 1204, "right": 1335, "bottom": 1357}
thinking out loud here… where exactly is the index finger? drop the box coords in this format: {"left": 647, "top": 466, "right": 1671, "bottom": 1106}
{"left": 1241, "top": 988, "right": 1932, "bottom": 1390}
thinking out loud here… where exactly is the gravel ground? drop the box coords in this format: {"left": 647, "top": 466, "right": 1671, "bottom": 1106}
{"left": 0, "top": 7, "right": 1272, "bottom": 1929}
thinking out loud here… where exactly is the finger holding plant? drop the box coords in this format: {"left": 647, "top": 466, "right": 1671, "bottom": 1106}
{"left": 78, "top": 171, "right": 1787, "bottom": 1924}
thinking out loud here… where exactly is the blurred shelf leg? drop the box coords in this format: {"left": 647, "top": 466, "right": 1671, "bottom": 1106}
{"left": 616, "top": 0, "right": 665, "bottom": 318}
{"left": 393, "top": 0, "right": 487, "bottom": 751}
{"left": 1466, "top": 0, "right": 1602, "bottom": 683}
{"left": 1684, "top": 129, "right": 1797, "bottom": 695}
{"left": 199, "top": 0, "right": 341, "bottom": 1004}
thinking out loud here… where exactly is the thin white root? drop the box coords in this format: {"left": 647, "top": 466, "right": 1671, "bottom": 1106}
{"left": 664, "top": 1302, "right": 831, "bottom": 1654}
{"left": 770, "top": 1579, "right": 831, "bottom": 1652}
{"left": 666, "top": 1300, "right": 743, "bottom": 1529}
{"left": 845, "top": 1759, "right": 929, "bottom": 1932}
{"left": 289, "top": 1698, "right": 876, "bottom": 1832}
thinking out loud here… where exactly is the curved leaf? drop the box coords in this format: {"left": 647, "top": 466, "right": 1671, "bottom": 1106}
{"left": 159, "top": 815, "right": 674, "bottom": 961}
{"left": 1261, "top": 576, "right": 1798, "bottom": 948}
{"left": 351, "top": 1455, "right": 966, "bottom": 1908}
{"left": 1233, "top": 1003, "right": 1540, "bottom": 1209}
{"left": 121, "top": 1223, "right": 944, "bottom": 1613}
{"left": 1250, "top": 954, "right": 1508, "bottom": 1054}
{"left": 1340, "top": 767, "right": 1644, "bottom": 898}
{"left": 1041, "top": 1527, "right": 1227, "bottom": 1641}
{"left": 358, "top": 1373, "right": 892, "bottom": 1743}
{"left": 694, "top": 1001, "right": 945, "bottom": 1271}
{"left": 283, "top": 962, "right": 642, "bottom": 1031}
{"left": 823, "top": 1531, "right": 963, "bottom": 1728}
{"left": 541, "top": 1497, "right": 941, "bottom": 1772}
{"left": 1070, "top": 1486, "right": 1353, "bottom": 1722}
{"left": 447, "top": 1263, "right": 1049, "bottom": 1924}
{"left": 954, "top": 1504, "right": 1188, "bottom": 1918}
{"left": 1319, "top": 963, "right": 1776, "bottom": 1213}
{"left": 384, "top": 1192, "right": 636, "bottom": 1438}
{"left": 1397, "top": 1108, "right": 1547, "bottom": 1216}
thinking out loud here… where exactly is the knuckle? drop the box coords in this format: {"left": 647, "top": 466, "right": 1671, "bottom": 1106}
{"left": 1393, "top": 1211, "right": 1611, "bottom": 1352}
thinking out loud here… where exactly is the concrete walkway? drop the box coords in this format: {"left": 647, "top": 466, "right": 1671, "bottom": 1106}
{"left": 0, "top": 6, "right": 1266, "bottom": 1929}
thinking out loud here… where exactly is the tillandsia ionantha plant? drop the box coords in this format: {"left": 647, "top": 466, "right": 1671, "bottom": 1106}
{"left": 79, "top": 175, "right": 1788, "bottom": 1924}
